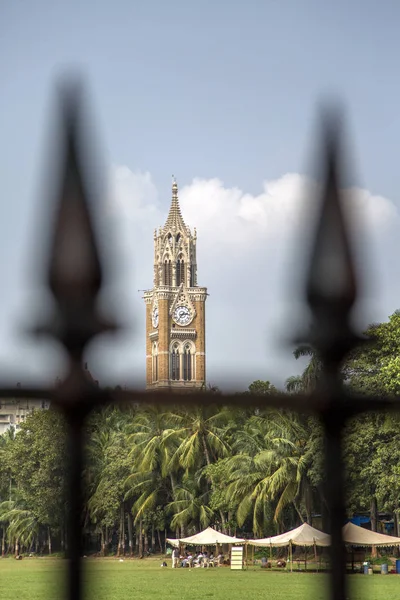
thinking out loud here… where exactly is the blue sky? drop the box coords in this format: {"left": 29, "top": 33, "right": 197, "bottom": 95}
{"left": 1, "top": 1, "right": 400, "bottom": 389}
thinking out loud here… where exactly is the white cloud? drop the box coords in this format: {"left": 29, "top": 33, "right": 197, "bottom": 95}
{"left": 179, "top": 174, "right": 312, "bottom": 250}
{"left": 108, "top": 167, "right": 161, "bottom": 225}
{"left": 88, "top": 167, "right": 400, "bottom": 391}
{"left": 179, "top": 174, "right": 398, "bottom": 250}
{"left": 345, "top": 187, "right": 398, "bottom": 228}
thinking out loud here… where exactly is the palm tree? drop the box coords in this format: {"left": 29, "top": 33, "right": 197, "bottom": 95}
{"left": 164, "top": 405, "right": 232, "bottom": 532}
{"left": 292, "top": 344, "right": 323, "bottom": 392}
{"left": 166, "top": 474, "right": 214, "bottom": 533}
{"left": 223, "top": 411, "right": 313, "bottom": 535}
{"left": 168, "top": 405, "right": 231, "bottom": 472}
{"left": 285, "top": 375, "right": 304, "bottom": 394}
{"left": 127, "top": 406, "right": 179, "bottom": 477}
{"left": 0, "top": 500, "right": 39, "bottom": 554}
{"left": 85, "top": 406, "right": 133, "bottom": 556}
{"left": 125, "top": 406, "right": 180, "bottom": 547}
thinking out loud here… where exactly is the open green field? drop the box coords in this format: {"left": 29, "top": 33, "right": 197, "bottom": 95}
{"left": 0, "top": 557, "right": 399, "bottom": 600}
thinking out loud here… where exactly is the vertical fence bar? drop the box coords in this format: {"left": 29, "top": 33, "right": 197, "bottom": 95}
{"left": 304, "top": 112, "right": 359, "bottom": 600}
{"left": 323, "top": 405, "right": 347, "bottom": 600}
{"left": 65, "top": 414, "right": 84, "bottom": 600}
{"left": 42, "top": 84, "right": 116, "bottom": 600}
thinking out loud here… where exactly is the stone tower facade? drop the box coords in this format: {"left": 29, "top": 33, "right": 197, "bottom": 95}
{"left": 143, "top": 178, "right": 207, "bottom": 391}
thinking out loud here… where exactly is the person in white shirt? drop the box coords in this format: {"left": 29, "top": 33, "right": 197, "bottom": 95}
{"left": 172, "top": 547, "right": 180, "bottom": 568}
{"left": 195, "top": 552, "right": 204, "bottom": 567}
{"left": 182, "top": 552, "right": 193, "bottom": 568}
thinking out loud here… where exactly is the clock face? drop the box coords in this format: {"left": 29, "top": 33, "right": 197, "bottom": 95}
{"left": 152, "top": 307, "right": 159, "bottom": 328}
{"left": 173, "top": 305, "right": 192, "bottom": 326}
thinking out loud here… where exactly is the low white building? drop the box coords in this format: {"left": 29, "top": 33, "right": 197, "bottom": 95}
{"left": 0, "top": 365, "right": 97, "bottom": 435}
{"left": 0, "top": 398, "right": 50, "bottom": 435}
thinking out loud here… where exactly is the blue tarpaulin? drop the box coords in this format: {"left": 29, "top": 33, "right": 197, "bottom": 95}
{"left": 350, "top": 516, "right": 370, "bottom": 527}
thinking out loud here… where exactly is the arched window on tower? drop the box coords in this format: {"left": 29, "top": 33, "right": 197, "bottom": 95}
{"left": 176, "top": 256, "right": 185, "bottom": 286}
{"left": 183, "top": 343, "right": 192, "bottom": 381}
{"left": 152, "top": 342, "right": 158, "bottom": 383}
{"left": 163, "top": 259, "right": 172, "bottom": 285}
{"left": 170, "top": 343, "right": 180, "bottom": 380}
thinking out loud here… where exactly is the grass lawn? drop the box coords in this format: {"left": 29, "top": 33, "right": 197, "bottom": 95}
{"left": 0, "top": 556, "right": 399, "bottom": 600}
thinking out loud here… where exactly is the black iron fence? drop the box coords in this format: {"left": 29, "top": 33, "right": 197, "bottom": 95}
{"left": 2, "top": 84, "right": 399, "bottom": 600}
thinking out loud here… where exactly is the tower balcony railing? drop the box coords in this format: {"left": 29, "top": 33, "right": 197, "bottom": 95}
{"left": 170, "top": 328, "right": 197, "bottom": 338}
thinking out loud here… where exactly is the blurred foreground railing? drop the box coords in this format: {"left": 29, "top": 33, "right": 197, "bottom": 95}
{"left": 2, "top": 83, "right": 399, "bottom": 600}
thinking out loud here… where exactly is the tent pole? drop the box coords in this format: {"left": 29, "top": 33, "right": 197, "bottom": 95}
{"left": 290, "top": 542, "right": 293, "bottom": 572}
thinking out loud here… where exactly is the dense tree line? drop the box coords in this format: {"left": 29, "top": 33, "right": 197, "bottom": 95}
{"left": 1, "top": 311, "right": 400, "bottom": 556}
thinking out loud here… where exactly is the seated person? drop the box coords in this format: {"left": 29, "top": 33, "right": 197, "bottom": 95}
{"left": 182, "top": 553, "right": 193, "bottom": 568}
{"left": 194, "top": 552, "right": 204, "bottom": 567}
{"left": 277, "top": 559, "right": 286, "bottom": 568}
{"left": 217, "top": 553, "right": 224, "bottom": 566}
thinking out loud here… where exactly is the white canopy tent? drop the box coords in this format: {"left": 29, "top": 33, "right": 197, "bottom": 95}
{"left": 248, "top": 523, "right": 331, "bottom": 571}
{"left": 167, "top": 526, "right": 245, "bottom": 547}
{"left": 248, "top": 523, "right": 331, "bottom": 547}
{"left": 343, "top": 522, "right": 400, "bottom": 547}
{"left": 249, "top": 522, "right": 400, "bottom": 548}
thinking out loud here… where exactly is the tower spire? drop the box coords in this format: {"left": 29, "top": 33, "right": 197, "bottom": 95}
{"left": 163, "top": 175, "right": 188, "bottom": 233}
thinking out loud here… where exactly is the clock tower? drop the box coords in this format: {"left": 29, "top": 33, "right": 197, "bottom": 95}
{"left": 143, "top": 178, "right": 207, "bottom": 391}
